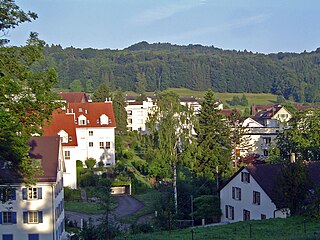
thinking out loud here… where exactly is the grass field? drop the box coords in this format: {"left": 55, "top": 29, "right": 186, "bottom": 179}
{"left": 116, "top": 216, "right": 320, "bottom": 240}
{"left": 144, "top": 88, "right": 278, "bottom": 107}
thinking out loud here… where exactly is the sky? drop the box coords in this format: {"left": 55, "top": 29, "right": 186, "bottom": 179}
{"left": 7, "top": 0, "right": 320, "bottom": 53}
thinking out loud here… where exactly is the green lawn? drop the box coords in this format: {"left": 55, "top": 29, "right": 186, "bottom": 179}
{"left": 64, "top": 201, "right": 106, "bottom": 214}
{"left": 116, "top": 216, "right": 320, "bottom": 240}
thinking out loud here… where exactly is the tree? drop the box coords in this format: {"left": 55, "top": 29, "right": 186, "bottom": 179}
{"left": 135, "top": 72, "right": 146, "bottom": 95}
{"left": 85, "top": 79, "right": 94, "bottom": 93}
{"left": 0, "top": 32, "right": 60, "bottom": 184}
{"left": 112, "top": 90, "right": 127, "bottom": 134}
{"left": 240, "top": 94, "right": 248, "bottom": 106}
{"left": 275, "top": 109, "right": 320, "bottom": 162}
{"left": 0, "top": 0, "right": 37, "bottom": 45}
{"left": 92, "top": 83, "right": 112, "bottom": 102}
{"left": 145, "top": 91, "right": 196, "bottom": 213}
{"left": 69, "top": 79, "right": 84, "bottom": 92}
{"left": 194, "top": 89, "right": 232, "bottom": 179}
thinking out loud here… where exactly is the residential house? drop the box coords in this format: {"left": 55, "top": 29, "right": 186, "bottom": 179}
{"left": 220, "top": 162, "right": 320, "bottom": 223}
{"left": 0, "top": 136, "right": 66, "bottom": 240}
{"left": 43, "top": 101, "right": 116, "bottom": 189}
{"left": 125, "top": 98, "right": 156, "bottom": 132}
{"left": 252, "top": 104, "right": 292, "bottom": 127}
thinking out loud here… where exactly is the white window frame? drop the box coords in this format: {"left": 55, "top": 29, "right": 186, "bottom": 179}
{"left": 28, "top": 187, "right": 38, "bottom": 200}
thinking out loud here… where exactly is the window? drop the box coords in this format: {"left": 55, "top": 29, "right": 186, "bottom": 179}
{"left": 241, "top": 172, "right": 250, "bottom": 183}
{"left": 263, "top": 137, "right": 271, "bottom": 144}
{"left": 65, "top": 151, "right": 70, "bottom": 160}
{"left": 89, "top": 142, "right": 93, "bottom": 147}
{"left": 2, "top": 235, "right": 13, "bottom": 240}
{"left": 68, "top": 136, "right": 72, "bottom": 141}
{"left": 128, "top": 119, "right": 132, "bottom": 124}
{"left": 23, "top": 211, "right": 43, "bottom": 224}
{"left": 225, "top": 205, "right": 234, "bottom": 220}
{"left": 79, "top": 108, "right": 83, "bottom": 112}
{"left": 232, "top": 187, "right": 241, "bottom": 200}
{"left": 243, "top": 209, "right": 250, "bottom": 221}
{"left": 261, "top": 214, "right": 266, "bottom": 220}
{"left": 79, "top": 120, "right": 86, "bottom": 125}
{"left": 99, "top": 142, "right": 104, "bottom": 149}
{"left": 263, "top": 150, "right": 269, "bottom": 156}
{"left": 105, "top": 142, "right": 110, "bottom": 149}
{"left": 22, "top": 187, "right": 42, "bottom": 200}
{"left": 1, "top": 212, "right": 17, "bottom": 224}
{"left": 89, "top": 131, "right": 93, "bottom": 136}
{"left": 253, "top": 191, "right": 261, "bottom": 205}
{"left": 0, "top": 187, "right": 16, "bottom": 201}
{"left": 127, "top": 110, "right": 132, "bottom": 116}
{"left": 28, "top": 234, "right": 39, "bottom": 240}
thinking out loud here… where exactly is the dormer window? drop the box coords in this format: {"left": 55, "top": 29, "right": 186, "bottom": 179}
{"left": 100, "top": 114, "right": 109, "bottom": 125}
{"left": 69, "top": 136, "right": 72, "bottom": 141}
{"left": 58, "top": 130, "right": 68, "bottom": 144}
{"left": 79, "top": 108, "right": 83, "bottom": 112}
{"left": 78, "top": 115, "right": 87, "bottom": 126}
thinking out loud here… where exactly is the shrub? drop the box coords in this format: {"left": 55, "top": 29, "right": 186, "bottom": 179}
{"left": 79, "top": 173, "right": 99, "bottom": 187}
{"left": 85, "top": 158, "right": 96, "bottom": 170}
{"left": 76, "top": 160, "right": 83, "bottom": 168}
{"left": 97, "top": 160, "right": 104, "bottom": 168}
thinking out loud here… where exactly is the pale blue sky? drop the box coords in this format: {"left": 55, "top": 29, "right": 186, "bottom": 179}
{"left": 8, "top": 0, "right": 320, "bottom": 53}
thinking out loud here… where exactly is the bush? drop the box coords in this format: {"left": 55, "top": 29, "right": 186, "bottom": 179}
{"left": 76, "top": 160, "right": 83, "bottom": 168}
{"left": 97, "top": 160, "right": 104, "bottom": 168}
{"left": 85, "top": 158, "right": 96, "bottom": 170}
{"left": 131, "top": 223, "right": 154, "bottom": 234}
{"left": 79, "top": 173, "right": 99, "bottom": 187}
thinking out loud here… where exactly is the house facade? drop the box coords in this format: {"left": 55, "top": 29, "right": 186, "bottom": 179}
{"left": 220, "top": 164, "right": 289, "bottom": 223}
{"left": 43, "top": 101, "right": 116, "bottom": 189}
{"left": 0, "top": 136, "right": 66, "bottom": 240}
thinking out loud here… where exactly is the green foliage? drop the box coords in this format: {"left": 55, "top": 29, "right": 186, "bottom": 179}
{"left": 69, "top": 79, "right": 84, "bottom": 92}
{"left": 85, "top": 158, "right": 96, "bottom": 170}
{"left": 79, "top": 172, "right": 99, "bottom": 187}
{"left": 64, "top": 187, "right": 81, "bottom": 202}
{"left": 0, "top": 0, "right": 37, "bottom": 45}
{"left": 275, "top": 162, "right": 310, "bottom": 215}
{"left": 193, "top": 195, "right": 221, "bottom": 222}
{"left": 112, "top": 90, "right": 128, "bottom": 134}
{"left": 85, "top": 79, "right": 94, "bottom": 93}
{"left": 194, "top": 89, "right": 232, "bottom": 179}
{"left": 92, "top": 83, "right": 112, "bottom": 102}
{"left": 276, "top": 109, "right": 320, "bottom": 161}
{"left": 0, "top": 30, "right": 60, "bottom": 184}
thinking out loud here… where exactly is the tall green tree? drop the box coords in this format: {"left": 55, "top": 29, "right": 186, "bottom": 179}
{"left": 92, "top": 83, "right": 112, "bottom": 102}
{"left": 275, "top": 109, "right": 320, "bottom": 161}
{"left": 0, "top": 32, "right": 60, "bottom": 183}
{"left": 69, "top": 79, "right": 84, "bottom": 92}
{"left": 112, "top": 90, "right": 127, "bottom": 134}
{"left": 194, "top": 89, "right": 232, "bottom": 179}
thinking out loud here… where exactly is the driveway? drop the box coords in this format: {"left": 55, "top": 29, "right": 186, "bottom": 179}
{"left": 65, "top": 195, "right": 144, "bottom": 227}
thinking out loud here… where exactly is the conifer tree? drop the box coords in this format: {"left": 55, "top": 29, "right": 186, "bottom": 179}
{"left": 194, "top": 89, "right": 232, "bottom": 179}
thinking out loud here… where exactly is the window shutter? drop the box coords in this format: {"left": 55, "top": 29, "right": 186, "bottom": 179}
{"left": 241, "top": 172, "right": 243, "bottom": 182}
{"left": 231, "top": 207, "right": 234, "bottom": 220}
{"left": 12, "top": 212, "right": 17, "bottom": 224}
{"left": 23, "top": 211, "right": 28, "bottom": 223}
{"left": 232, "top": 187, "right": 235, "bottom": 199}
{"left": 225, "top": 205, "right": 228, "bottom": 218}
{"left": 11, "top": 188, "right": 16, "bottom": 200}
{"left": 239, "top": 188, "right": 241, "bottom": 200}
{"left": 0, "top": 211, "right": 2, "bottom": 224}
{"left": 22, "top": 188, "right": 27, "bottom": 200}
{"left": 38, "top": 188, "right": 42, "bottom": 199}
{"left": 38, "top": 211, "right": 43, "bottom": 223}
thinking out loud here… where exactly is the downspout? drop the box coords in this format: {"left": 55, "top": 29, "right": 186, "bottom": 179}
{"left": 52, "top": 184, "right": 55, "bottom": 240}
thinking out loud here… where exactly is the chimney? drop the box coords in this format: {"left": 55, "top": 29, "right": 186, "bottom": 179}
{"left": 290, "top": 153, "right": 296, "bottom": 163}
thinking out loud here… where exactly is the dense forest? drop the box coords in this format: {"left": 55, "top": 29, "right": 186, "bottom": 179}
{"left": 40, "top": 41, "right": 320, "bottom": 103}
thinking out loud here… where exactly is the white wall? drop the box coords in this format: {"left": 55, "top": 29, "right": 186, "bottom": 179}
{"left": 220, "top": 168, "right": 280, "bottom": 223}
{"left": 125, "top": 101, "right": 155, "bottom": 131}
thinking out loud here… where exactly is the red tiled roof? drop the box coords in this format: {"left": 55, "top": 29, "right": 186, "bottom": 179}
{"left": 59, "top": 92, "right": 89, "bottom": 103}
{"left": 66, "top": 102, "right": 116, "bottom": 128}
{"left": 43, "top": 110, "right": 78, "bottom": 147}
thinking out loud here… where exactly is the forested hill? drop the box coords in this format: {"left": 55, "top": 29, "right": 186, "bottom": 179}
{"left": 42, "top": 42, "right": 320, "bottom": 103}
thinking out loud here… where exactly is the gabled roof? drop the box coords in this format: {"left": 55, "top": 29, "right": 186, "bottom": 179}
{"left": 0, "top": 136, "right": 61, "bottom": 184}
{"left": 242, "top": 117, "right": 264, "bottom": 127}
{"left": 67, "top": 102, "right": 116, "bottom": 128}
{"left": 220, "top": 162, "right": 320, "bottom": 209}
{"left": 43, "top": 110, "right": 78, "bottom": 147}
{"left": 59, "top": 92, "right": 89, "bottom": 103}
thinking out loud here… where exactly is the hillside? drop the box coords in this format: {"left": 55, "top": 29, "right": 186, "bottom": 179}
{"left": 41, "top": 42, "right": 320, "bottom": 103}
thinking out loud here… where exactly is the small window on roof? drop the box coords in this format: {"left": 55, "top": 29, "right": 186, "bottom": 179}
{"left": 100, "top": 114, "right": 109, "bottom": 125}
{"left": 79, "top": 108, "right": 83, "bottom": 112}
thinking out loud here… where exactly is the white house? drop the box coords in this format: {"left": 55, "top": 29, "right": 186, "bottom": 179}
{"left": 220, "top": 164, "right": 290, "bottom": 223}
{"left": 125, "top": 98, "right": 156, "bottom": 132}
{"left": 0, "top": 136, "right": 66, "bottom": 240}
{"left": 43, "top": 101, "right": 116, "bottom": 189}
